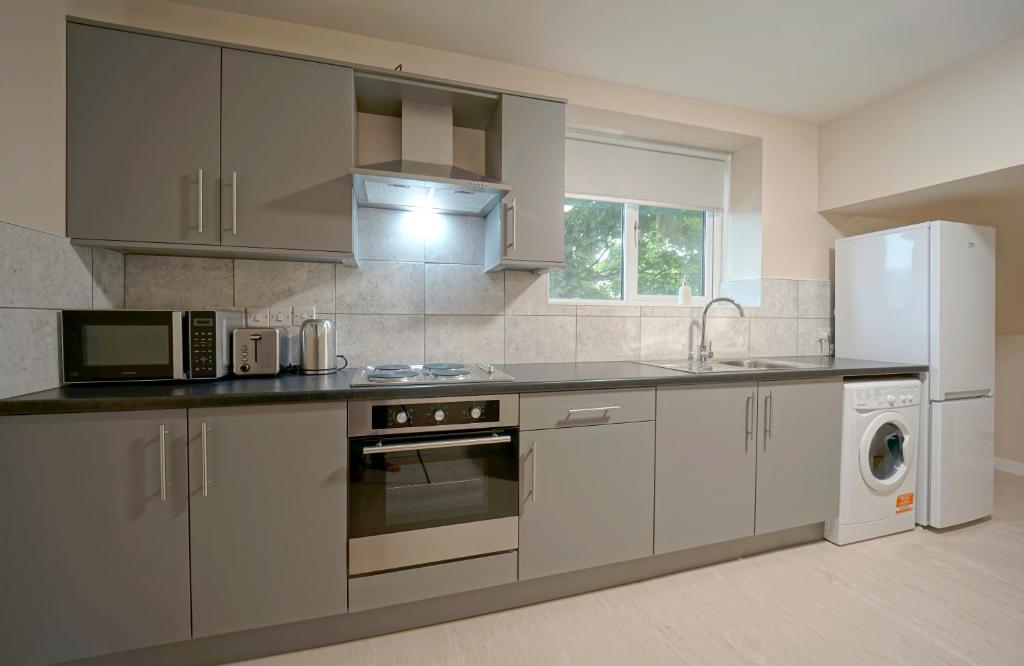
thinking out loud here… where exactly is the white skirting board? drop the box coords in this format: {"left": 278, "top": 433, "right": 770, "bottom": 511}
{"left": 995, "top": 457, "right": 1024, "bottom": 477}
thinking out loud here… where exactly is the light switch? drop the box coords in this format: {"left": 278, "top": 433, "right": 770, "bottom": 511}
{"left": 246, "top": 307, "right": 271, "bottom": 327}
{"left": 270, "top": 306, "right": 291, "bottom": 326}
{"left": 292, "top": 305, "right": 316, "bottom": 326}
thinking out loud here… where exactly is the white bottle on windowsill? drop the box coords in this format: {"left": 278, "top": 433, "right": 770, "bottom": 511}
{"left": 677, "top": 277, "right": 693, "bottom": 305}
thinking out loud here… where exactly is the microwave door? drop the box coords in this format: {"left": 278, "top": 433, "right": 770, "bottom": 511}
{"left": 61, "top": 310, "right": 186, "bottom": 383}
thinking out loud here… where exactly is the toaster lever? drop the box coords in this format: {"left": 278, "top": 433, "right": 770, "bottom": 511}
{"left": 249, "top": 333, "right": 263, "bottom": 364}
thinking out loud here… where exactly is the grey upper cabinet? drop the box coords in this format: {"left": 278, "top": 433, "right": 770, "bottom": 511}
{"left": 655, "top": 383, "right": 757, "bottom": 554}
{"left": 519, "top": 421, "right": 655, "bottom": 580}
{"left": 221, "top": 49, "right": 356, "bottom": 252}
{"left": 755, "top": 379, "right": 843, "bottom": 535}
{"left": 485, "top": 94, "right": 566, "bottom": 271}
{"left": 188, "top": 403, "right": 348, "bottom": 637}
{"left": 68, "top": 23, "right": 220, "bottom": 245}
{"left": 0, "top": 410, "right": 190, "bottom": 666}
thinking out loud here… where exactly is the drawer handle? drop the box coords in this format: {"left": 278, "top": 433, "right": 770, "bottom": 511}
{"left": 566, "top": 405, "right": 621, "bottom": 415}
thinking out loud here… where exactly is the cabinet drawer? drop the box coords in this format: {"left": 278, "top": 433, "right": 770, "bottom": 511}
{"left": 348, "top": 552, "right": 517, "bottom": 612}
{"left": 520, "top": 388, "right": 655, "bottom": 430}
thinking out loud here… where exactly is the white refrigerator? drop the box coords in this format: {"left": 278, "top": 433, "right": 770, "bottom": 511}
{"left": 835, "top": 220, "right": 996, "bottom": 528}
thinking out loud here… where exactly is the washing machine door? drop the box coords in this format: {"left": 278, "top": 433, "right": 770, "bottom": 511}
{"left": 859, "top": 412, "right": 916, "bottom": 493}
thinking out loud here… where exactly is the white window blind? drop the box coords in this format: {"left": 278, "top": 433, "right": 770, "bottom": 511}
{"left": 565, "top": 136, "right": 726, "bottom": 211}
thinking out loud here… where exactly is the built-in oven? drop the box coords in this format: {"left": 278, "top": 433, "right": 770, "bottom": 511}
{"left": 347, "top": 394, "right": 519, "bottom": 576}
{"left": 60, "top": 309, "right": 242, "bottom": 383}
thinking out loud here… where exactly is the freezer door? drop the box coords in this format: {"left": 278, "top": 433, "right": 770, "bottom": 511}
{"left": 929, "top": 221, "right": 995, "bottom": 400}
{"left": 928, "top": 397, "right": 994, "bottom": 528}
{"left": 835, "top": 225, "right": 929, "bottom": 364}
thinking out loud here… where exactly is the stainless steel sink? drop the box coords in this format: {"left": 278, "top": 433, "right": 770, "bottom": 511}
{"left": 714, "top": 358, "right": 819, "bottom": 370}
{"left": 639, "top": 358, "right": 820, "bottom": 374}
{"left": 639, "top": 361, "right": 748, "bottom": 374}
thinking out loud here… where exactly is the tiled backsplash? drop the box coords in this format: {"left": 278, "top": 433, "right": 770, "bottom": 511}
{"left": 0, "top": 219, "right": 125, "bottom": 399}
{"left": 0, "top": 211, "right": 833, "bottom": 399}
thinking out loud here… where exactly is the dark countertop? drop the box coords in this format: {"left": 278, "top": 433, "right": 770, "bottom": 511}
{"left": 0, "top": 357, "right": 927, "bottom": 416}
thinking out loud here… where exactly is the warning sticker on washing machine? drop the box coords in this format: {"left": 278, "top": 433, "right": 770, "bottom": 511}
{"left": 896, "top": 492, "right": 915, "bottom": 514}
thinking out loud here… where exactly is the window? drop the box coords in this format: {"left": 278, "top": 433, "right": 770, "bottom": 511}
{"left": 550, "top": 196, "right": 717, "bottom": 304}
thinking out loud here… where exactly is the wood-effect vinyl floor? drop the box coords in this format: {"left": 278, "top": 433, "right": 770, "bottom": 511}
{"left": 230, "top": 472, "right": 1024, "bottom": 665}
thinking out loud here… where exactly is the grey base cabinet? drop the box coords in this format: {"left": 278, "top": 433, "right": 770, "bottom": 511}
{"left": 754, "top": 379, "right": 843, "bottom": 534}
{"left": 519, "top": 422, "right": 655, "bottom": 580}
{"left": 655, "top": 378, "right": 843, "bottom": 556}
{"left": 655, "top": 383, "right": 757, "bottom": 554}
{"left": 0, "top": 410, "right": 190, "bottom": 666}
{"left": 349, "top": 552, "right": 518, "bottom": 613}
{"left": 188, "top": 403, "right": 348, "bottom": 637}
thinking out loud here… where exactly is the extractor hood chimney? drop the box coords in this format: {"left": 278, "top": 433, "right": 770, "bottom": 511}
{"left": 352, "top": 100, "right": 509, "bottom": 216}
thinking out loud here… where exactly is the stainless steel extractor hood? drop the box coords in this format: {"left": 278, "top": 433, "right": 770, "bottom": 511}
{"left": 352, "top": 100, "right": 510, "bottom": 216}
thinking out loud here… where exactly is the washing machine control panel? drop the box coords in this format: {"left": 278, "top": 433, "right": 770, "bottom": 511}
{"left": 853, "top": 383, "right": 921, "bottom": 409}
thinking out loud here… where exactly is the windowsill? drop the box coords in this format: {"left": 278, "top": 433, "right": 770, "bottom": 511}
{"left": 548, "top": 298, "right": 712, "bottom": 308}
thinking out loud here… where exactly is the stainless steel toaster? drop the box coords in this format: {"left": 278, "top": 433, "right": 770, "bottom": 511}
{"left": 232, "top": 328, "right": 289, "bottom": 376}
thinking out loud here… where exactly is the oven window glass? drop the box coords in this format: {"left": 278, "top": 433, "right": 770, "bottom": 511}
{"left": 84, "top": 325, "right": 170, "bottom": 366}
{"left": 349, "top": 433, "right": 518, "bottom": 538}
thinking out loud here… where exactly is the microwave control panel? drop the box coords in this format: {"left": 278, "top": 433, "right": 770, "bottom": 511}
{"left": 188, "top": 312, "right": 218, "bottom": 378}
{"left": 372, "top": 400, "right": 501, "bottom": 429}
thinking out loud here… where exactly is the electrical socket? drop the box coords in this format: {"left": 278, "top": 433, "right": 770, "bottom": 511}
{"left": 245, "top": 306, "right": 271, "bottom": 327}
{"left": 269, "top": 306, "right": 291, "bottom": 327}
{"left": 292, "top": 305, "right": 316, "bottom": 326}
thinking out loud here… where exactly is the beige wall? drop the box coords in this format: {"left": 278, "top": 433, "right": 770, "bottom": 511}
{"left": 724, "top": 141, "right": 763, "bottom": 281}
{"left": 996, "top": 336, "right": 1024, "bottom": 466}
{"left": 1, "top": 0, "right": 834, "bottom": 279}
{"left": 819, "top": 33, "right": 1024, "bottom": 212}
{"left": 819, "top": 31, "right": 1024, "bottom": 468}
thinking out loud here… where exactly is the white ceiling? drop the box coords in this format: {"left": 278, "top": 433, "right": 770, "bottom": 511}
{"left": 177, "top": 0, "right": 1024, "bottom": 123}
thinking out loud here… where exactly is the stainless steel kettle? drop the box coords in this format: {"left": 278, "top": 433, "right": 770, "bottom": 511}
{"left": 299, "top": 318, "right": 338, "bottom": 374}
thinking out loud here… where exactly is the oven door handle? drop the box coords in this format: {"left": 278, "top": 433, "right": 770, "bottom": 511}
{"left": 365, "top": 434, "right": 513, "bottom": 454}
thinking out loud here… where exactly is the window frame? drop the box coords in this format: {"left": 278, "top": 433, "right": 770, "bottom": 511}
{"left": 550, "top": 192, "right": 723, "bottom": 307}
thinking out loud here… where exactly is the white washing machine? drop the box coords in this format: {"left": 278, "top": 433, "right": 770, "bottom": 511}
{"left": 826, "top": 378, "right": 921, "bottom": 545}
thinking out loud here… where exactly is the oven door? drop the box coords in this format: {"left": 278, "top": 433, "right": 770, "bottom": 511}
{"left": 61, "top": 310, "right": 186, "bottom": 382}
{"left": 348, "top": 429, "right": 519, "bottom": 575}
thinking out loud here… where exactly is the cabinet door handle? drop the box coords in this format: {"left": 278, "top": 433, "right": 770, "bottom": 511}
{"left": 764, "top": 390, "right": 774, "bottom": 449}
{"left": 745, "top": 394, "right": 753, "bottom": 451}
{"left": 159, "top": 425, "right": 168, "bottom": 501}
{"left": 201, "top": 422, "right": 210, "bottom": 497}
{"left": 531, "top": 440, "right": 537, "bottom": 503}
{"left": 197, "top": 168, "right": 204, "bottom": 233}
{"left": 231, "top": 171, "right": 238, "bottom": 235}
{"left": 523, "top": 443, "right": 537, "bottom": 504}
{"left": 504, "top": 195, "right": 517, "bottom": 250}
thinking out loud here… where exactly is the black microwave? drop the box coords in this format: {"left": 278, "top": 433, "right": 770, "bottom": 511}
{"left": 61, "top": 310, "right": 243, "bottom": 383}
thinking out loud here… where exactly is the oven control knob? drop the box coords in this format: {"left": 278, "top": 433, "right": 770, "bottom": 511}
{"left": 433, "top": 408, "right": 446, "bottom": 422}
{"left": 239, "top": 363, "right": 250, "bottom": 373}
{"left": 395, "top": 409, "right": 409, "bottom": 425}
{"left": 469, "top": 405, "right": 483, "bottom": 419}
